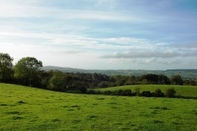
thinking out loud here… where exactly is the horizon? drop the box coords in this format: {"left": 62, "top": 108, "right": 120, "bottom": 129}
{"left": 0, "top": 0, "right": 197, "bottom": 70}
{"left": 42, "top": 65, "right": 197, "bottom": 71}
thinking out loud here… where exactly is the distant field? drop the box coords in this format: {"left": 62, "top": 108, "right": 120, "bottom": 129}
{"left": 93, "top": 85, "right": 197, "bottom": 98}
{"left": 0, "top": 83, "right": 197, "bottom": 131}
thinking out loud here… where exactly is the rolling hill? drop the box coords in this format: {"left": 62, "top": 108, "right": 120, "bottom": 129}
{"left": 1, "top": 83, "right": 197, "bottom": 131}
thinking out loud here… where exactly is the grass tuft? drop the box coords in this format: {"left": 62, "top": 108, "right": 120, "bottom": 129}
{"left": 0, "top": 103, "right": 7, "bottom": 106}
{"left": 86, "top": 115, "right": 97, "bottom": 120}
{"left": 16, "top": 100, "right": 25, "bottom": 104}
{"left": 6, "top": 111, "right": 21, "bottom": 115}
{"left": 95, "top": 97, "right": 105, "bottom": 100}
{"left": 153, "top": 120, "right": 164, "bottom": 124}
{"left": 62, "top": 105, "right": 68, "bottom": 108}
{"left": 12, "top": 116, "right": 23, "bottom": 120}
{"left": 51, "top": 118, "right": 61, "bottom": 123}
{"left": 71, "top": 105, "right": 80, "bottom": 108}
{"left": 108, "top": 102, "right": 117, "bottom": 104}
{"left": 72, "top": 120, "right": 81, "bottom": 124}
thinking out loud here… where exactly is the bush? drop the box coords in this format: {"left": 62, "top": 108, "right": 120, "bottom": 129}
{"left": 170, "top": 75, "right": 183, "bottom": 85}
{"left": 111, "top": 89, "right": 123, "bottom": 96}
{"left": 141, "top": 91, "right": 152, "bottom": 97}
{"left": 121, "top": 89, "right": 132, "bottom": 96}
{"left": 134, "top": 87, "right": 141, "bottom": 96}
{"left": 78, "top": 86, "right": 87, "bottom": 93}
{"left": 154, "top": 88, "right": 165, "bottom": 97}
{"left": 87, "top": 89, "right": 96, "bottom": 94}
{"left": 165, "top": 88, "right": 176, "bottom": 97}
{"left": 104, "top": 90, "right": 112, "bottom": 95}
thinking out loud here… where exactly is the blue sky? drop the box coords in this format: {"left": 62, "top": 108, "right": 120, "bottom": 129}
{"left": 0, "top": 0, "right": 197, "bottom": 70}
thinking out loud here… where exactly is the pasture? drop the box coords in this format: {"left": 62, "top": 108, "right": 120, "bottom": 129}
{"left": 93, "top": 85, "right": 197, "bottom": 98}
{"left": 0, "top": 83, "right": 197, "bottom": 131}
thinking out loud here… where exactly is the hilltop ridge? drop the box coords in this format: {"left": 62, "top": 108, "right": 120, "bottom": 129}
{"left": 42, "top": 66, "right": 197, "bottom": 79}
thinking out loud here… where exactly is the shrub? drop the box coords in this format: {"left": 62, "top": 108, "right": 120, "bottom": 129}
{"left": 104, "top": 90, "right": 112, "bottom": 95}
{"left": 87, "top": 89, "right": 96, "bottom": 94}
{"left": 165, "top": 88, "right": 176, "bottom": 98}
{"left": 78, "top": 86, "right": 87, "bottom": 93}
{"left": 134, "top": 87, "right": 141, "bottom": 96}
{"left": 154, "top": 88, "right": 165, "bottom": 97}
{"left": 111, "top": 90, "right": 123, "bottom": 96}
{"left": 121, "top": 89, "right": 132, "bottom": 96}
{"left": 141, "top": 91, "right": 152, "bottom": 97}
{"left": 170, "top": 75, "right": 183, "bottom": 85}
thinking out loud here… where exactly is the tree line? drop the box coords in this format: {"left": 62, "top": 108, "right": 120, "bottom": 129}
{"left": 87, "top": 88, "right": 177, "bottom": 98}
{"left": 0, "top": 53, "right": 197, "bottom": 93}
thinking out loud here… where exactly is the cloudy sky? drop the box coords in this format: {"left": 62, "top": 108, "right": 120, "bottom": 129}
{"left": 0, "top": 0, "right": 197, "bottom": 70}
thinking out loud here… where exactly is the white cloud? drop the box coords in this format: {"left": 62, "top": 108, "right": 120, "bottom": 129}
{"left": 52, "top": 50, "right": 86, "bottom": 56}
{"left": 100, "top": 37, "right": 149, "bottom": 45}
{"left": 160, "top": 59, "right": 182, "bottom": 65}
{"left": 103, "top": 58, "right": 184, "bottom": 69}
{"left": 0, "top": 1, "right": 141, "bottom": 22}
{"left": 190, "top": 61, "right": 197, "bottom": 67}
{"left": 182, "top": 51, "right": 197, "bottom": 57}
{"left": 0, "top": 0, "right": 196, "bottom": 69}
{"left": 100, "top": 50, "right": 180, "bottom": 59}
{"left": 95, "top": 0, "right": 118, "bottom": 10}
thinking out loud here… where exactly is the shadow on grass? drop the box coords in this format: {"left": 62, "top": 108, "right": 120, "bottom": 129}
{"left": 0, "top": 103, "right": 7, "bottom": 106}
{"left": 175, "top": 96, "right": 197, "bottom": 100}
{"left": 12, "top": 116, "right": 23, "bottom": 120}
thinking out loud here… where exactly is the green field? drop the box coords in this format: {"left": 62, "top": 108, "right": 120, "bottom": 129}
{"left": 0, "top": 83, "right": 197, "bottom": 131}
{"left": 94, "top": 85, "right": 197, "bottom": 98}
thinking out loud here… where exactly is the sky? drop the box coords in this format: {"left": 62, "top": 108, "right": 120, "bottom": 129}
{"left": 0, "top": 0, "right": 197, "bottom": 70}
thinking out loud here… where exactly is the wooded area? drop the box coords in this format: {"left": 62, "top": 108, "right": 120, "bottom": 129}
{"left": 0, "top": 53, "right": 197, "bottom": 93}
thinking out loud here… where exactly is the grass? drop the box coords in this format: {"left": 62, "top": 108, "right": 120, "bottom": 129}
{"left": 93, "top": 84, "right": 197, "bottom": 98}
{"left": 0, "top": 83, "right": 197, "bottom": 131}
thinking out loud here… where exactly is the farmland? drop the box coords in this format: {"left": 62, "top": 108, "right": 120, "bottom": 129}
{"left": 0, "top": 83, "right": 197, "bottom": 131}
{"left": 93, "top": 85, "right": 197, "bottom": 98}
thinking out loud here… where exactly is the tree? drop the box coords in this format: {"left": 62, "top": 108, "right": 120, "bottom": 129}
{"left": 126, "top": 76, "right": 135, "bottom": 85}
{"left": 170, "top": 75, "right": 183, "bottom": 85}
{"left": 140, "top": 74, "right": 159, "bottom": 84}
{"left": 48, "top": 71, "right": 67, "bottom": 91}
{"left": 158, "top": 74, "right": 170, "bottom": 84}
{"left": 154, "top": 88, "right": 164, "bottom": 97}
{"left": 14, "top": 57, "right": 43, "bottom": 86}
{"left": 135, "top": 87, "right": 141, "bottom": 96}
{"left": 77, "top": 84, "right": 87, "bottom": 93}
{"left": 0, "top": 53, "right": 13, "bottom": 82}
{"left": 141, "top": 91, "right": 152, "bottom": 97}
{"left": 165, "top": 88, "right": 176, "bottom": 98}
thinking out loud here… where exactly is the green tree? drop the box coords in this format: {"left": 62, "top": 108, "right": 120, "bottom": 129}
{"left": 126, "top": 76, "right": 135, "bottom": 85}
{"left": 165, "top": 88, "right": 176, "bottom": 98}
{"left": 154, "top": 88, "right": 164, "bottom": 97}
{"left": 170, "top": 74, "right": 183, "bottom": 85}
{"left": 14, "top": 57, "right": 43, "bottom": 86}
{"left": 135, "top": 87, "right": 141, "bottom": 96}
{"left": 0, "top": 53, "right": 13, "bottom": 82}
{"left": 48, "top": 71, "right": 67, "bottom": 91}
{"left": 71, "top": 81, "right": 87, "bottom": 93}
{"left": 158, "top": 74, "right": 170, "bottom": 84}
{"left": 140, "top": 74, "right": 158, "bottom": 84}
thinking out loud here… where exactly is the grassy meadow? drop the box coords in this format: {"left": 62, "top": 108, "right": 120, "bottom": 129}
{"left": 94, "top": 85, "right": 197, "bottom": 98}
{"left": 0, "top": 83, "right": 197, "bottom": 131}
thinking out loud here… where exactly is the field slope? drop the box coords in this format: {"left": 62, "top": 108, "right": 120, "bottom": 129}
{"left": 0, "top": 83, "right": 197, "bottom": 131}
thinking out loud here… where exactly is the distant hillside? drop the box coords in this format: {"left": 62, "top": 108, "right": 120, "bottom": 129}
{"left": 42, "top": 66, "right": 197, "bottom": 79}
{"left": 166, "top": 69, "right": 197, "bottom": 72}
{"left": 42, "top": 66, "right": 85, "bottom": 72}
